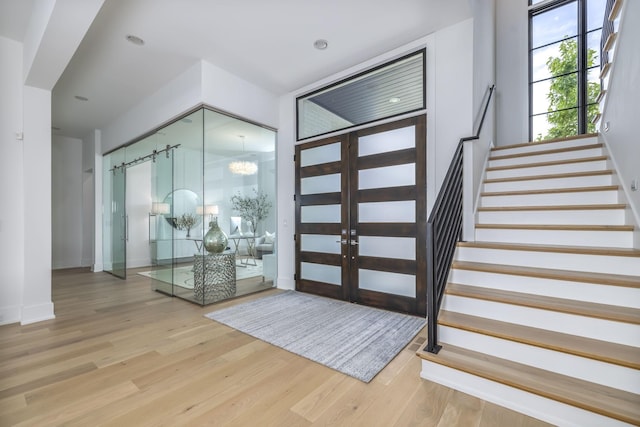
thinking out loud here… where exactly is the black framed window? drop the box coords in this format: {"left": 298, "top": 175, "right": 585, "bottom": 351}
{"left": 529, "top": 0, "right": 605, "bottom": 141}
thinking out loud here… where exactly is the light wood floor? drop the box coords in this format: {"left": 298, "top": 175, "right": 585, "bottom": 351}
{"left": 0, "top": 268, "right": 552, "bottom": 426}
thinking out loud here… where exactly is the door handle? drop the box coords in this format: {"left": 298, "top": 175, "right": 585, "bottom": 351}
{"left": 350, "top": 240, "right": 358, "bottom": 246}
{"left": 336, "top": 239, "right": 348, "bottom": 245}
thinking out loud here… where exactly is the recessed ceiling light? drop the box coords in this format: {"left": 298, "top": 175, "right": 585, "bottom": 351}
{"left": 126, "top": 34, "right": 145, "bottom": 46}
{"left": 389, "top": 97, "right": 401, "bottom": 103}
{"left": 313, "top": 39, "right": 328, "bottom": 50}
{"left": 74, "top": 95, "right": 89, "bottom": 101}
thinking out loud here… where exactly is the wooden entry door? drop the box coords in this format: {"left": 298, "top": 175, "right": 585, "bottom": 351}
{"left": 295, "top": 115, "right": 426, "bottom": 316}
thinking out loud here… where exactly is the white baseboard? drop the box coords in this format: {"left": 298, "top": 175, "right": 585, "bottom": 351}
{"left": 21, "top": 301, "right": 55, "bottom": 325}
{"left": 277, "top": 276, "right": 295, "bottom": 290}
{"left": 0, "top": 305, "right": 21, "bottom": 325}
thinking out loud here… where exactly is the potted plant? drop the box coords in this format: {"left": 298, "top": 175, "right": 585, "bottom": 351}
{"left": 230, "top": 189, "right": 272, "bottom": 236}
{"left": 176, "top": 212, "right": 198, "bottom": 237}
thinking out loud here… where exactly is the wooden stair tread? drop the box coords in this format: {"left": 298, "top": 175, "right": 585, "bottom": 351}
{"left": 452, "top": 260, "right": 640, "bottom": 289}
{"left": 491, "top": 133, "right": 598, "bottom": 152}
{"left": 609, "top": 0, "right": 623, "bottom": 22}
{"left": 484, "top": 169, "right": 613, "bottom": 184}
{"left": 486, "top": 155, "right": 608, "bottom": 172}
{"left": 475, "top": 223, "right": 633, "bottom": 231}
{"left": 457, "top": 241, "right": 640, "bottom": 258}
{"left": 490, "top": 143, "right": 603, "bottom": 161}
{"left": 603, "top": 32, "right": 617, "bottom": 52}
{"left": 438, "top": 310, "right": 640, "bottom": 369}
{"left": 478, "top": 203, "right": 626, "bottom": 211}
{"left": 481, "top": 185, "right": 619, "bottom": 197}
{"left": 445, "top": 282, "right": 640, "bottom": 324}
{"left": 417, "top": 344, "right": 640, "bottom": 425}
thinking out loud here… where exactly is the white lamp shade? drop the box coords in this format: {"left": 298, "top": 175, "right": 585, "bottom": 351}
{"left": 151, "top": 202, "right": 170, "bottom": 215}
{"left": 196, "top": 204, "right": 219, "bottom": 215}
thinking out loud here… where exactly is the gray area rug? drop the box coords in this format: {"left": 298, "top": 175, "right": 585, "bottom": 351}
{"left": 205, "top": 291, "right": 425, "bottom": 382}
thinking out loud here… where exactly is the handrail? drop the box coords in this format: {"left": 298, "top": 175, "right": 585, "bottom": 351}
{"left": 600, "top": 0, "right": 620, "bottom": 77}
{"left": 600, "top": 0, "right": 616, "bottom": 75}
{"left": 424, "top": 84, "right": 495, "bottom": 354}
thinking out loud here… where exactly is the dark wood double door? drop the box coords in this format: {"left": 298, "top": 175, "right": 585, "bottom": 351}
{"left": 295, "top": 116, "right": 426, "bottom": 316}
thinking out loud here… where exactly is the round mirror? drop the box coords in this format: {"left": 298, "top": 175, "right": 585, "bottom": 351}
{"left": 163, "top": 189, "right": 202, "bottom": 232}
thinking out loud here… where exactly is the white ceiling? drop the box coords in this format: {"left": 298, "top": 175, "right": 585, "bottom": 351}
{"left": 0, "top": 0, "right": 472, "bottom": 139}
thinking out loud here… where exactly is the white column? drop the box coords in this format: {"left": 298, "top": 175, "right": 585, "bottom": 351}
{"left": 21, "top": 85, "right": 54, "bottom": 324}
{"left": 0, "top": 37, "right": 26, "bottom": 325}
{"left": 92, "top": 130, "right": 104, "bottom": 272}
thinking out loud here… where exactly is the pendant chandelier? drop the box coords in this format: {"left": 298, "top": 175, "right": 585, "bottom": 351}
{"left": 228, "top": 135, "right": 258, "bottom": 175}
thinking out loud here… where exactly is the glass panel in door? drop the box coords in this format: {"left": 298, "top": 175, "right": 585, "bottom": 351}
{"left": 295, "top": 115, "right": 426, "bottom": 316}
{"left": 111, "top": 165, "right": 127, "bottom": 279}
{"left": 295, "top": 135, "right": 349, "bottom": 300}
{"left": 350, "top": 116, "right": 426, "bottom": 315}
{"left": 150, "top": 143, "right": 174, "bottom": 295}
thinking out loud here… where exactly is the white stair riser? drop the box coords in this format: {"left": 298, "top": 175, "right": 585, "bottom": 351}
{"left": 474, "top": 228, "right": 633, "bottom": 248}
{"left": 420, "top": 361, "right": 631, "bottom": 427}
{"left": 483, "top": 174, "right": 612, "bottom": 193}
{"left": 480, "top": 190, "right": 619, "bottom": 207}
{"left": 438, "top": 326, "right": 640, "bottom": 394}
{"left": 491, "top": 137, "right": 599, "bottom": 157}
{"left": 474, "top": 227, "right": 633, "bottom": 248}
{"left": 441, "top": 294, "right": 640, "bottom": 347}
{"left": 486, "top": 160, "right": 609, "bottom": 180}
{"left": 489, "top": 148, "right": 604, "bottom": 168}
{"left": 450, "top": 268, "right": 640, "bottom": 309}
{"left": 476, "top": 209, "right": 626, "bottom": 225}
{"left": 455, "top": 246, "right": 640, "bottom": 276}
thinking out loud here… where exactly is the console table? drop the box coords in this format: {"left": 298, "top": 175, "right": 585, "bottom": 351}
{"left": 193, "top": 252, "right": 236, "bottom": 304}
{"left": 228, "top": 234, "right": 257, "bottom": 267}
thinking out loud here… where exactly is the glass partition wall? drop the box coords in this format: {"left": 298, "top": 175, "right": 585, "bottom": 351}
{"left": 103, "top": 107, "right": 277, "bottom": 305}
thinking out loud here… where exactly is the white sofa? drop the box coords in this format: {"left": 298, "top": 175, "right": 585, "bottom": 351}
{"left": 254, "top": 231, "right": 275, "bottom": 259}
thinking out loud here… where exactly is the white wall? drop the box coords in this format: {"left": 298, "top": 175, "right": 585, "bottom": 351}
{"left": 600, "top": 0, "right": 640, "bottom": 246}
{"left": 0, "top": 36, "right": 26, "bottom": 325}
{"left": 464, "top": 0, "right": 496, "bottom": 240}
{"left": 276, "top": 21, "right": 475, "bottom": 290}
{"left": 429, "top": 19, "right": 475, "bottom": 204}
{"left": 81, "top": 126, "right": 96, "bottom": 268}
{"left": 22, "top": 85, "right": 54, "bottom": 324}
{"left": 0, "top": 35, "right": 55, "bottom": 325}
{"left": 85, "top": 129, "right": 103, "bottom": 272}
{"left": 101, "top": 61, "right": 203, "bottom": 154}
{"left": 201, "top": 61, "right": 278, "bottom": 130}
{"left": 81, "top": 170, "right": 94, "bottom": 267}
{"left": 0, "top": 1, "right": 103, "bottom": 325}
{"left": 52, "top": 135, "right": 84, "bottom": 269}
{"left": 495, "top": 0, "right": 528, "bottom": 146}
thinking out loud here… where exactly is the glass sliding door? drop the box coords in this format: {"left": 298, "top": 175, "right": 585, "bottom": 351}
{"left": 111, "top": 165, "right": 127, "bottom": 278}
{"left": 150, "top": 142, "right": 174, "bottom": 295}
{"left": 103, "top": 147, "right": 127, "bottom": 278}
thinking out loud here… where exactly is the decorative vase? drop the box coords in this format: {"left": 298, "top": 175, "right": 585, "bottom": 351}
{"left": 203, "top": 218, "right": 228, "bottom": 253}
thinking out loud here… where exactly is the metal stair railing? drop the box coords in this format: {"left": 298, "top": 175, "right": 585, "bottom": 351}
{"left": 425, "top": 84, "right": 495, "bottom": 354}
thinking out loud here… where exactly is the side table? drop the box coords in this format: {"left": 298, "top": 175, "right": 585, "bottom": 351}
{"left": 193, "top": 252, "right": 236, "bottom": 304}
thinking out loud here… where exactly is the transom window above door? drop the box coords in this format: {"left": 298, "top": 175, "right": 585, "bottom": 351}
{"left": 296, "top": 49, "right": 425, "bottom": 141}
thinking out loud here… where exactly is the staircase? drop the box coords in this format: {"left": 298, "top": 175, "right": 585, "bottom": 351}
{"left": 418, "top": 135, "right": 640, "bottom": 427}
